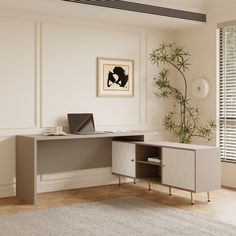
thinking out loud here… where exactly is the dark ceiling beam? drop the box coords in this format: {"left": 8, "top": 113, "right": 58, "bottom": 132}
{"left": 62, "top": 0, "right": 206, "bottom": 22}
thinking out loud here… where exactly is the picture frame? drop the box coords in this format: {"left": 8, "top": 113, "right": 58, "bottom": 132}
{"left": 97, "top": 57, "right": 134, "bottom": 97}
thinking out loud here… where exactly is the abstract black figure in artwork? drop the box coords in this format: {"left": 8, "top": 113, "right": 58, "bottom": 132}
{"left": 107, "top": 66, "right": 128, "bottom": 88}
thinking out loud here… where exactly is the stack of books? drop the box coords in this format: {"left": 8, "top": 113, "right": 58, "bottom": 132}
{"left": 147, "top": 157, "right": 161, "bottom": 164}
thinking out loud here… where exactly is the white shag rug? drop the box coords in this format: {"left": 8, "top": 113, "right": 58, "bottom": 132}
{"left": 0, "top": 197, "right": 235, "bottom": 236}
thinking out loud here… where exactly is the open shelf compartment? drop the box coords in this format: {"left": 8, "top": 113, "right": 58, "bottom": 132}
{"left": 135, "top": 144, "right": 162, "bottom": 183}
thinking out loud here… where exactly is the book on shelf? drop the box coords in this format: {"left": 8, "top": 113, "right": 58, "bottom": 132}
{"left": 147, "top": 157, "right": 161, "bottom": 163}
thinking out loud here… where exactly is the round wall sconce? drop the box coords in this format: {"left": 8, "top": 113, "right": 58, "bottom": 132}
{"left": 191, "top": 78, "right": 209, "bottom": 99}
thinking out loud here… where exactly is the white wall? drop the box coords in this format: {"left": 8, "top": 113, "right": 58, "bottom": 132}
{"left": 0, "top": 12, "right": 174, "bottom": 198}
{"left": 176, "top": 3, "right": 236, "bottom": 188}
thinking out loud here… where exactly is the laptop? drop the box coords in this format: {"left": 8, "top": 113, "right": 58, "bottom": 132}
{"left": 67, "top": 113, "right": 112, "bottom": 135}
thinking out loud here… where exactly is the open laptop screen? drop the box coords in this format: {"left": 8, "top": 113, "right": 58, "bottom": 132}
{"left": 67, "top": 113, "right": 95, "bottom": 134}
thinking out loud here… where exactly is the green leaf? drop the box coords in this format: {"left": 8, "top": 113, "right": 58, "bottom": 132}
{"left": 149, "top": 41, "right": 216, "bottom": 143}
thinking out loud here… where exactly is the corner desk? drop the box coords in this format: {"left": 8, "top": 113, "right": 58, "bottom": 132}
{"left": 16, "top": 131, "right": 145, "bottom": 204}
{"left": 16, "top": 132, "right": 221, "bottom": 205}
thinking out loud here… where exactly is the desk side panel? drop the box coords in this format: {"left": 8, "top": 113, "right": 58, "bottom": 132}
{"left": 16, "top": 136, "right": 36, "bottom": 204}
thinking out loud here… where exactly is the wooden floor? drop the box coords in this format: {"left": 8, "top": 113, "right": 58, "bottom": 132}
{"left": 0, "top": 182, "right": 236, "bottom": 226}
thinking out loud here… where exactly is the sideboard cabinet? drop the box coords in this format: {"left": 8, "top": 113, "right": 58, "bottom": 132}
{"left": 112, "top": 141, "right": 221, "bottom": 204}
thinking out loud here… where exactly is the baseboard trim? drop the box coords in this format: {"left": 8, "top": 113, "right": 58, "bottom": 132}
{"left": 40, "top": 167, "right": 133, "bottom": 194}
{"left": 38, "top": 171, "right": 118, "bottom": 193}
{"left": 0, "top": 168, "right": 132, "bottom": 198}
{"left": 0, "top": 184, "right": 15, "bottom": 198}
{"left": 221, "top": 185, "right": 236, "bottom": 191}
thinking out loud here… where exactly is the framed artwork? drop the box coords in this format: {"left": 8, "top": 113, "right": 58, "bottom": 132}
{"left": 97, "top": 57, "right": 134, "bottom": 97}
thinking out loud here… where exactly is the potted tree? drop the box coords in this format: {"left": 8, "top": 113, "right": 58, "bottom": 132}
{"left": 149, "top": 42, "right": 216, "bottom": 144}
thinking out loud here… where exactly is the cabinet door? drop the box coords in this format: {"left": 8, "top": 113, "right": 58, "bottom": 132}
{"left": 112, "top": 142, "right": 135, "bottom": 178}
{"left": 162, "top": 148, "right": 195, "bottom": 191}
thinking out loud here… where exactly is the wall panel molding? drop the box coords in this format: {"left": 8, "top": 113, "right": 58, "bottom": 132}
{"left": 41, "top": 21, "right": 143, "bottom": 127}
{"left": 0, "top": 17, "right": 37, "bottom": 129}
{"left": 146, "top": 33, "right": 175, "bottom": 126}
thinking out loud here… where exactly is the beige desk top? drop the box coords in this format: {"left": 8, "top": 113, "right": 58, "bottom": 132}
{"left": 17, "top": 130, "right": 146, "bottom": 141}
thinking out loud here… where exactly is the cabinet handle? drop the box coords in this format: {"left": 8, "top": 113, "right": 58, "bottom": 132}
{"left": 131, "top": 159, "right": 134, "bottom": 162}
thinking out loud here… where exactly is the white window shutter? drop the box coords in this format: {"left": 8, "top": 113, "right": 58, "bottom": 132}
{"left": 219, "top": 26, "right": 236, "bottom": 161}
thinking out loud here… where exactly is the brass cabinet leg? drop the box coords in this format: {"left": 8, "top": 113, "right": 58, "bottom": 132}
{"left": 207, "top": 192, "right": 211, "bottom": 202}
{"left": 134, "top": 178, "right": 136, "bottom": 184}
{"left": 148, "top": 182, "right": 152, "bottom": 191}
{"left": 191, "top": 192, "right": 195, "bottom": 205}
{"left": 169, "top": 187, "right": 172, "bottom": 196}
{"left": 118, "top": 175, "right": 121, "bottom": 186}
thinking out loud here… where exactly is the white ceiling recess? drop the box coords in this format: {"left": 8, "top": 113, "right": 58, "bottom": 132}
{"left": 0, "top": 0, "right": 235, "bottom": 30}
{"left": 132, "top": 0, "right": 236, "bottom": 12}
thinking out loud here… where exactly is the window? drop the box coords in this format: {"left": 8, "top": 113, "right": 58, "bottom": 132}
{"left": 219, "top": 23, "right": 236, "bottom": 162}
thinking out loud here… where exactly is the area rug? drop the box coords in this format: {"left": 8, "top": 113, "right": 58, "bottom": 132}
{"left": 0, "top": 197, "right": 235, "bottom": 236}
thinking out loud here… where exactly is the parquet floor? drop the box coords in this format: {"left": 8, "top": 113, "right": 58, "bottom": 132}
{"left": 0, "top": 182, "right": 236, "bottom": 226}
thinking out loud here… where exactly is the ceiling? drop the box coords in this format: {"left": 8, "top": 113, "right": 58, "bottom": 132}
{"left": 132, "top": 0, "right": 236, "bottom": 11}
{"left": 0, "top": 0, "right": 235, "bottom": 30}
